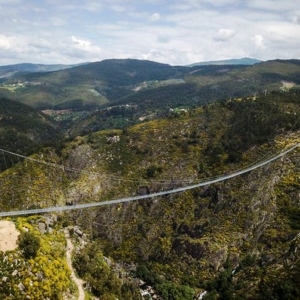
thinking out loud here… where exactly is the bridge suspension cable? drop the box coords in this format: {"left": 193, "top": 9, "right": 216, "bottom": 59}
{"left": 0, "top": 140, "right": 293, "bottom": 186}
{"left": 0, "top": 142, "right": 299, "bottom": 217}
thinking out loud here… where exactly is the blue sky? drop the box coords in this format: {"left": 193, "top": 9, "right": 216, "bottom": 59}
{"left": 0, "top": 0, "right": 300, "bottom": 65}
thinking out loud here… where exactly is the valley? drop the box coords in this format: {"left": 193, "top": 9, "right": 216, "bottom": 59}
{"left": 0, "top": 58, "right": 300, "bottom": 299}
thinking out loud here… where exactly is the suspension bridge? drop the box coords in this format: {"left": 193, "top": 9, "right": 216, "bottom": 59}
{"left": 0, "top": 141, "right": 299, "bottom": 217}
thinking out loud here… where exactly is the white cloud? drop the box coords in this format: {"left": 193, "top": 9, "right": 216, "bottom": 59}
{"left": 150, "top": 12, "right": 160, "bottom": 21}
{"left": 71, "top": 36, "right": 91, "bottom": 48}
{"left": 214, "top": 29, "right": 237, "bottom": 41}
{"left": 141, "top": 48, "right": 202, "bottom": 66}
{"left": 0, "top": 35, "right": 12, "bottom": 49}
{"left": 248, "top": 0, "right": 298, "bottom": 12}
{"left": 157, "top": 35, "right": 170, "bottom": 44}
{"left": 252, "top": 34, "right": 265, "bottom": 50}
{"left": 0, "top": 0, "right": 20, "bottom": 4}
{"left": 203, "top": 0, "right": 242, "bottom": 7}
{"left": 0, "top": 0, "right": 300, "bottom": 65}
{"left": 71, "top": 36, "right": 102, "bottom": 56}
{"left": 264, "top": 22, "right": 300, "bottom": 40}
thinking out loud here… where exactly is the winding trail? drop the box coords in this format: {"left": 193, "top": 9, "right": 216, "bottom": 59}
{"left": 65, "top": 230, "right": 85, "bottom": 300}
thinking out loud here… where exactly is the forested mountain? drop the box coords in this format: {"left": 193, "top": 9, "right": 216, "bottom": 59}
{"left": 0, "top": 97, "right": 61, "bottom": 171}
{"left": 65, "top": 59, "right": 300, "bottom": 137}
{"left": 1, "top": 88, "right": 300, "bottom": 299}
{"left": 0, "top": 62, "right": 83, "bottom": 80}
{"left": 187, "top": 57, "right": 262, "bottom": 66}
{"left": 1, "top": 59, "right": 300, "bottom": 116}
{"left": 0, "top": 59, "right": 187, "bottom": 110}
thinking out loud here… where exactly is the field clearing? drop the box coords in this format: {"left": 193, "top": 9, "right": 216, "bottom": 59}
{"left": 0, "top": 85, "right": 25, "bottom": 92}
{"left": 0, "top": 83, "right": 109, "bottom": 108}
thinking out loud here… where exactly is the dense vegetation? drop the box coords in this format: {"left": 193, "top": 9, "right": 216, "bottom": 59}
{"left": 0, "top": 97, "right": 61, "bottom": 171}
{"left": 0, "top": 62, "right": 79, "bottom": 77}
{"left": 73, "top": 240, "right": 141, "bottom": 299}
{"left": 1, "top": 58, "right": 300, "bottom": 114}
{"left": 18, "top": 231, "right": 41, "bottom": 259}
{"left": 206, "top": 90, "right": 300, "bottom": 163}
{"left": 1, "top": 59, "right": 300, "bottom": 142}
{"left": 68, "top": 90, "right": 300, "bottom": 299}
{"left": 0, "top": 217, "right": 72, "bottom": 299}
{"left": 1, "top": 59, "right": 300, "bottom": 299}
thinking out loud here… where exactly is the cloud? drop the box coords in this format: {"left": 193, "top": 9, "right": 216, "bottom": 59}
{"left": 0, "top": 35, "right": 12, "bottom": 49}
{"left": 248, "top": 0, "right": 298, "bottom": 12}
{"left": 157, "top": 35, "right": 171, "bottom": 44}
{"left": 0, "top": 0, "right": 300, "bottom": 65}
{"left": 203, "top": 0, "right": 242, "bottom": 8}
{"left": 71, "top": 36, "right": 92, "bottom": 48}
{"left": 214, "top": 29, "right": 237, "bottom": 41}
{"left": 252, "top": 35, "right": 265, "bottom": 50}
{"left": 150, "top": 12, "right": 160, "bottom": 21}
{"left": 71, "top": 36, "right": 102, "bottom": 56}
{"left": 264, "top": 22, "right": 300, "bottom": 40}
{"left": 0, "top": 0, "right": 20, "bottom": 4}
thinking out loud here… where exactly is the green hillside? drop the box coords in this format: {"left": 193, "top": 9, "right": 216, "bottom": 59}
{"left": 188, "top": 57, "right": 261, "bottom": 66}
{"left": 65, "top": 60, "right": 300, "bottom": 138}
{"left": 61, "top": 91, "right": 300, "bottom": 299}
{"left": 1, "top": 59, "right": 300, "bottom": 299}
{"left": 0, "top": 59, "right": 187, "bottom": 110}
{"left": 1, "top": 90, "right": 300, "bottom": 299}
{"left": 0, "top": 62, "right": 82, "bottom": 79}
{"left": 1, "top": 59, "right": 300, "bottom": 117}
{"left": 0, "top": 98, "right": 61, "bottom": 171}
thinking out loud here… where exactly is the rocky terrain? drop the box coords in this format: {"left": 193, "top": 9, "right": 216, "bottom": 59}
{"left": 1, "top": 59, "right": 300, "bottom": 299}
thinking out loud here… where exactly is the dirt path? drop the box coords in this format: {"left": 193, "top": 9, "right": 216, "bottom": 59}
{"left": 0, "top": 220, "right": 20, "bottom": 252}
{"left": 65, "top": 230, "right": 85, "bottom": 300}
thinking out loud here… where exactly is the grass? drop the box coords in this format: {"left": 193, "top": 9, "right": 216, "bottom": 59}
{"left": 84, "top": 291, "right": 94, "bottom": 300}
{"left": 0, "top": 85, "right": 25, "bottom": 92}
{"left": 6, "top": 83, "right": 110, "bottom": 108}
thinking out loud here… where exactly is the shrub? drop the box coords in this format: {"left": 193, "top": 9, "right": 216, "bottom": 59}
{"left": 18, "top": 231, "right": 40, "bottom": 259}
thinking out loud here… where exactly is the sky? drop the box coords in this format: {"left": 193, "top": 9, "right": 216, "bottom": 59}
{"left": 0, "top": 0, "right": 300, "bottom": 66}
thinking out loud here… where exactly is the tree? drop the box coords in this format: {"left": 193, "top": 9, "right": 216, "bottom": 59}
{"left": 18, "top": 231, "right": 40, "bottom": 259}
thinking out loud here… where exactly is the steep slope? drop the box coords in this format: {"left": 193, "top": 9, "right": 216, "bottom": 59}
{"left": 1, "top": 59, "right": 299, "bottom": 116}
{"left": 0, "top": 216, "right": 73, "bottom": 299}
{"left": 0, "top": 59, "right": 187, "bottom": 109}
{"left": 0, "top": 97, "right": 61, "bottom": 171}
{"left": 64, "top": 91, "right": 300, "bottom": 299}
{"left": 186, "top": 59, "right": 300, "bottom": 99}
{"left": 59, "top": 58, "right": 186, "bottom": 86}
{"left": 1, "top": 90, "right": 300, "bottom": 299}
{"left": 66, "top": 60, "right": 300, "bottom": 138}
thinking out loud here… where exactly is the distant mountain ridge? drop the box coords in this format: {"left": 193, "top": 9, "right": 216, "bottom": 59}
{"left": 1, "top": 57, "right": 300, "bottom": 299}
{"left": 188, "top": 57, "right": 262, "bottom": 66}
{"left": 0, "top": 62, "right": 85, "bottom": 79}
{"left": 2, "top": 90, "right": 300, "bottom": 299}
{"left": 0, "top": 58, "right": 299, "bottom": 127}
{"left": 0, "top": 58, "right": 260, "bottom": 79}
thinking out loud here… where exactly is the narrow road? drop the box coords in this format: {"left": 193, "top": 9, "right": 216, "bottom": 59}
{"left": 65, "top": 230, "right": 85, "bottom": 300}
